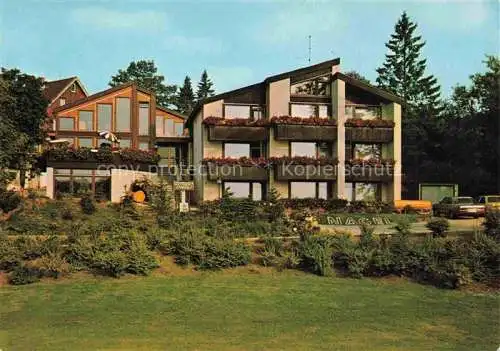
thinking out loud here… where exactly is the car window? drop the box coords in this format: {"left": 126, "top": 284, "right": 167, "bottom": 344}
{"left": 488, "top": 196, "right": 500, "bottom": 202}
{"left": 442, "top": 197, "right": 450, "bottom": 204}
{"left": 457, "top": 197, "right": 474, "bottom": 204}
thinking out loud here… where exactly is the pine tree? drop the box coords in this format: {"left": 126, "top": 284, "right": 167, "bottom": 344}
{"left": 109, "top": 60, "right": 177, "bottom": 108}
{"left": 376, "top": 12, "right": 440, "bottom": 110}
{"left": 376, "top": 12, "right": 442, "bottom": 198}
{"left": 176, "top": 76, "right": 195, "bottom": 115}
{"left": 196, "top": 70, "right": 215, "bottom": 102}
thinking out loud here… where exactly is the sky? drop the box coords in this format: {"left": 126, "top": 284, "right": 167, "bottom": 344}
{"left": 1, "top": 0, "right": 498, "bottom": 98}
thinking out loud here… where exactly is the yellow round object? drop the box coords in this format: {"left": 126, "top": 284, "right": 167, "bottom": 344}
{"left": 132, "top": 190, "right": 146, "bottom": 203}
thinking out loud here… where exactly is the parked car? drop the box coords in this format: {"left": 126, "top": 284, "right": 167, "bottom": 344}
{"left": 477, "top": 195, "right": 500, "bottom": 212}
{"left": 433, "top": 196, "right": 485, "bottom": 219}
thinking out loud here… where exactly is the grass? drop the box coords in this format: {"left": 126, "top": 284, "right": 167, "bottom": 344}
{"left": 1, "top": 266, "right": 498, "bottom": 351}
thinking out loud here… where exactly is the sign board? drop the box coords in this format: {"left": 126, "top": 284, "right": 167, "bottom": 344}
{"left": 173, "top": 181, "right": 194, "bottom": 191}
{"left": 323, "top": 216, "right": 394, "bottom": 226}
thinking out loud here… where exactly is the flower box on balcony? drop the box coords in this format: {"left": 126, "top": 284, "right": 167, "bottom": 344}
{"left": 271, "top": 117, "right": 337, "bottom": 141}
{"left": 203, "top": 117, "right": 269, "bottom": 142}
{"left": 270, "top": 156, "right": 338, "bottom": 181}
{"left": 203, "top": 157, "right": 269, "bottom": 181}
{"left": 345, "top": 127, "right": 393, "bottom": 143}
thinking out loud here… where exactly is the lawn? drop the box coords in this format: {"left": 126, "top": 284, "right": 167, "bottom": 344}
{"left": 0, "top": 267, "right": 498, "bottom": 351}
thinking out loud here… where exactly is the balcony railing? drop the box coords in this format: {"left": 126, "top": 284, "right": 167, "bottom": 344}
{"left": 274, "top": 124, "right": 337, "bottom": 141}
{"left": 345, "top": 127, "right": 393, "bottom": 143}
{"left": 207, "top": 125, "right": 268, "bottom": 142}
{"left": 206, "top": 162, "right": 268, "bottom": 181}
{"left": 274, "top": 164, "right": 337, "bottom": 181}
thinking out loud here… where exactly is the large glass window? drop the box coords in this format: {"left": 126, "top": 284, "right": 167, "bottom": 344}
{"left": 224, "top": 182, "right": 250, "bottom": 198}
{"left": 224, "top": 105, "right": 250, "bottom": 119}
{"left": 345, "top": 182, "right": 380, "bottom": 201}
{"left": 224, "top": 143, "right": 250, "bottom": 158}
{"left": 139, "top": 102, "right": 150, "bottom": 135}
{"left": 59, "top": 117, "right": 74, "bottom": 131}
{"left": 291, "top": 182, "right": 316, "bottom": 198}
{"left": 353, "top": 144, "right": 381, "bottom": 160}
{"left": 345, "top": 105, "right": 381, "bottom": 120}
{"left": 291, "top": 76, "right": 330, "bottom": 96}
{"left": 175, "top": 122, "right": 184, "bottom": 136}
{"left": 252, "top": 183, "right": 262, "bottom": 201}
{"left": 291, "top": 104, "right": 329, "bottom": 118}
{"left": 54, "top": 169, "right": 111, "bottom": 200}
{"left": 116, "top": 97, "right": 130, "bottom": 132}
{"left": 291, "top": 142, "right": 316, "bottom": 157}
{"left": 120, "top": 139, "right": 131, "bottom": 148}
{"left": 78, "top": 137, "right": 93, "bottom": 148}
{"left": 97, "top": 104, "right": 112, "bottom": 131}
{"left": 78, "top": 111, "right": 93, "bottom": 131}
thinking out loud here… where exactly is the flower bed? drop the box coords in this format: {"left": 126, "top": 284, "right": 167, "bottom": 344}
{"left": 271, "top": 116, "right": 337, "bottom": 126}
{"left": 345, "top": 118, "right": 395, "bottom": 128}
{"left": 46, "top": 146, "right": 160, "bottom": 165}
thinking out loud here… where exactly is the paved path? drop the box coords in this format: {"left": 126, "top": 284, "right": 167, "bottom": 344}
{"left": 321, "top": 218, "right": 485, "bottom": 235}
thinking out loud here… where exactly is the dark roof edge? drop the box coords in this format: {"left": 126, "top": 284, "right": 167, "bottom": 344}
{"left": 333, "top": 72, "right": 404, "bottom": 105}
{"left": 53, "top": 82, "right": 135, "bottom": 113}
{"left": 156, "top": 105, "right": 186, "bottom": 119}
{"left": 264, "top": 58, "right": 340, "bottom": 84}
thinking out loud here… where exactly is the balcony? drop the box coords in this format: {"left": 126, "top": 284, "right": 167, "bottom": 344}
{"left": 345, "top": 164, "right": 394, "bottom": 182}
{"left": 274, "top": 124, "right": 337, "bottom": 141}
{"left": 205, "top": 162, "right": 268, "bottom": 181}
{"left": 207, "top": 125, "right": 268, "bottom": 142}
{"left": 345, "top": 127, "right": 393, "bottom": 143}
{"left": 274, "top": 164, "right": 337, "bottom": 181}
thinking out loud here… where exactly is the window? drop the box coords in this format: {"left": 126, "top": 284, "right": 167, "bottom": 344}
{"left": 224, "top": 143, "right": 250, "bottom": 158}
{"left": 116, "top": 97, "right": 130, "bottom": 132}
{"left": 291, "top": 142, "right": 316, "bottom": 157}
{"left": 78, "top": 137, "right": 93, "bottom": 148}
{"left": 70, "top": 83, "right": 76, "bottom": 93}
{"left": 175, "top": 122, "right": 184, "bottom": 136}
{"left": 345, "top": 182, "right": 380, "bottom": 201}
{"left": 78, "top": 111, "right": 93, "bottom": 131}
{"left": 353, "top": 144, "right": 381, "bottom": 160}
{"left": 158, "top": 146, "right": 177, "bottom": 166}
{"left": 291, "top": 75, "right": 330, "bottom": 96}
{"left": 59, "top": 98, "right": 66, "bottom": 106}
{"left": 318, "top": 182, "right": 327, "bottom": 199}
{"left": 290, "top": 104, "right": 330, "bottom": 118}
{"left": 318, "top": 142, "right": 331, "bottom": 158}
{"left": 156, "top": 116, "right": 163, "bottom": 136}
{"left": 251, "top": 106, "right": 264, "bottom": 120}
{"left": 98, "top": 138, "right": 111, "bottom": 148}
{"left": 97, "top": 104, "right": 112, "bottom": 131}
{"left": 224, "top": 105, "right": 250, "bottom": 119}
{"left": 139, "top": 142, "right": 149, "bottom": 150}
{"left": 252, "top": 183, "right": 262, "bottom": 201}
{"left": 345, "top": 105, "right": 381, "bottom": 120}
{"left": 224, "top": 182, "right": 250, "bottom": 198}
{"left": 250, "top": 142, "right": 265, "bottom": 158}
{"left": 54, "top": 169, "right": 111, "bottom": 200}
{"left": 291, "top": 182, "right": 316, "bottom": 198}
{"left": 165, "top": 119, "right": 174, "bottom": 136}
{"left": 59, "top": 117, "right": 74, "bottom": 131}
{"left": 139, "top": 102, "right": 149, "bottom": 135}
{"left": 120, "top": 139, "right": 131, "bottom": 149}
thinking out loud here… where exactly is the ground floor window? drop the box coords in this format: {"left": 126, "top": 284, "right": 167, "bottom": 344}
{"left": 223, "top": 182, "right": 264, "bottom": 201}
{"left": 54, "top": 169, "right": 111, "bottom": 200}
{"left": 290, "top": 182, "right": 328, "bottom": 199}
{"left": 345, "top": 182, "right": 381, "bottom": 202}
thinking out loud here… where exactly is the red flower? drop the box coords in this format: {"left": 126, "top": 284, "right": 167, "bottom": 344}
{"left": 270, "top": 116, "right": 337, "bottom": 126}
{"left": 346, "top": 158, "right": 395, "bottom": 166}
{"left": 203, "top": 117, "right": 269, "bottom": 127}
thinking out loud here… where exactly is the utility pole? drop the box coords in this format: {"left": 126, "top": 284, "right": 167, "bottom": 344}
{"left": 308, "top": 35, "right": 312, "bottom": 63}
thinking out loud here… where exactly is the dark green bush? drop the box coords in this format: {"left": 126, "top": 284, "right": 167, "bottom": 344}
{"left": 0, "top": 190, "right": 22, "bottom": 213}
{"left": 91, "top": 250, "right": 128, "bottom": 277}
{"left": 299, "top": 236, "right": 334, "bottom": 276}
{"left": 483, "top": 209, "right": 500, "bottom": 239}
{"left": 61, "top": 208, "right": 74, "bottom": 220}
{"left": 80, "top": 193, "right": 96, "bottom": 215}
{"left": 167, "top": 230, "right": 251, "bottom": 269}
{"left": 0, "top": 236, "right": 22, "bottom": 271}
{"left": 426, "top": 218, "right": 450, "bottom": 237}
{"left": 9, "top": 266, "right": 42, "bottom": 285}
{"left": 125, "top": 238, "right": 159, "bottom": 275}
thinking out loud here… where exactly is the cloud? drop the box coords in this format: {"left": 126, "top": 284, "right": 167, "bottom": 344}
{"left": 252, "top": 2, "right": 346, "bottom": 45}
{"left": 207, "top": 66, "right": 254, "bottom": 93}
{"left": 71, "top": 7, "right": 168, "bottom": 30}
{"left": 164, "top": 35, "right": 224, "bottom": 55}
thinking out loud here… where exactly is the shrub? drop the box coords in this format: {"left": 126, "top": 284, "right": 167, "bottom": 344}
{"left": 463, "top": 233, "right": 500, "bottom": 284}
{"left": 426, "top": 218, "right": 450, "bottom": 237}
{"left": 125, "top": 238, "right": 159, "bottom": 275}
{"left": 483, "top": 209, "right": 500, "bottom": 239}
{"left": 0, "top": 190, "right": 22, "bottom": 213}
{"left": 9, "top": 266, "right": 42, "bottom": 285}
{"left": 91, "top": 250, "right": 128, "bottom": 277}
{"left": 36, "top": 251, "right": 71, "bottom": 278}
{"left": 61, "top": 208, "right": 74, "bottom": 220}
{"left": 0, "top": 236, "right": 22, "bottom": 271}
{"left": 359, "top": 224, "right": 375, "bottom": 248}
{"left": 299, "top": 236, "right": 334, "bottom": 276}
{"left": 80, "top": 193, "right": 96, "bottom": 215}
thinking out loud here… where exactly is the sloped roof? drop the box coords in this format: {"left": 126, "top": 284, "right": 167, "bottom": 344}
{"left": 43, "top": 77, "right": 88, "bottom": 104}
{"left": 156, "top": 106, "right": 186, "bottom": 119}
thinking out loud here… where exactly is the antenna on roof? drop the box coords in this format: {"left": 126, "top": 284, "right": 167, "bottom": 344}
{"left": 308, "top": 35, "right": 312, "bottom": 63}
